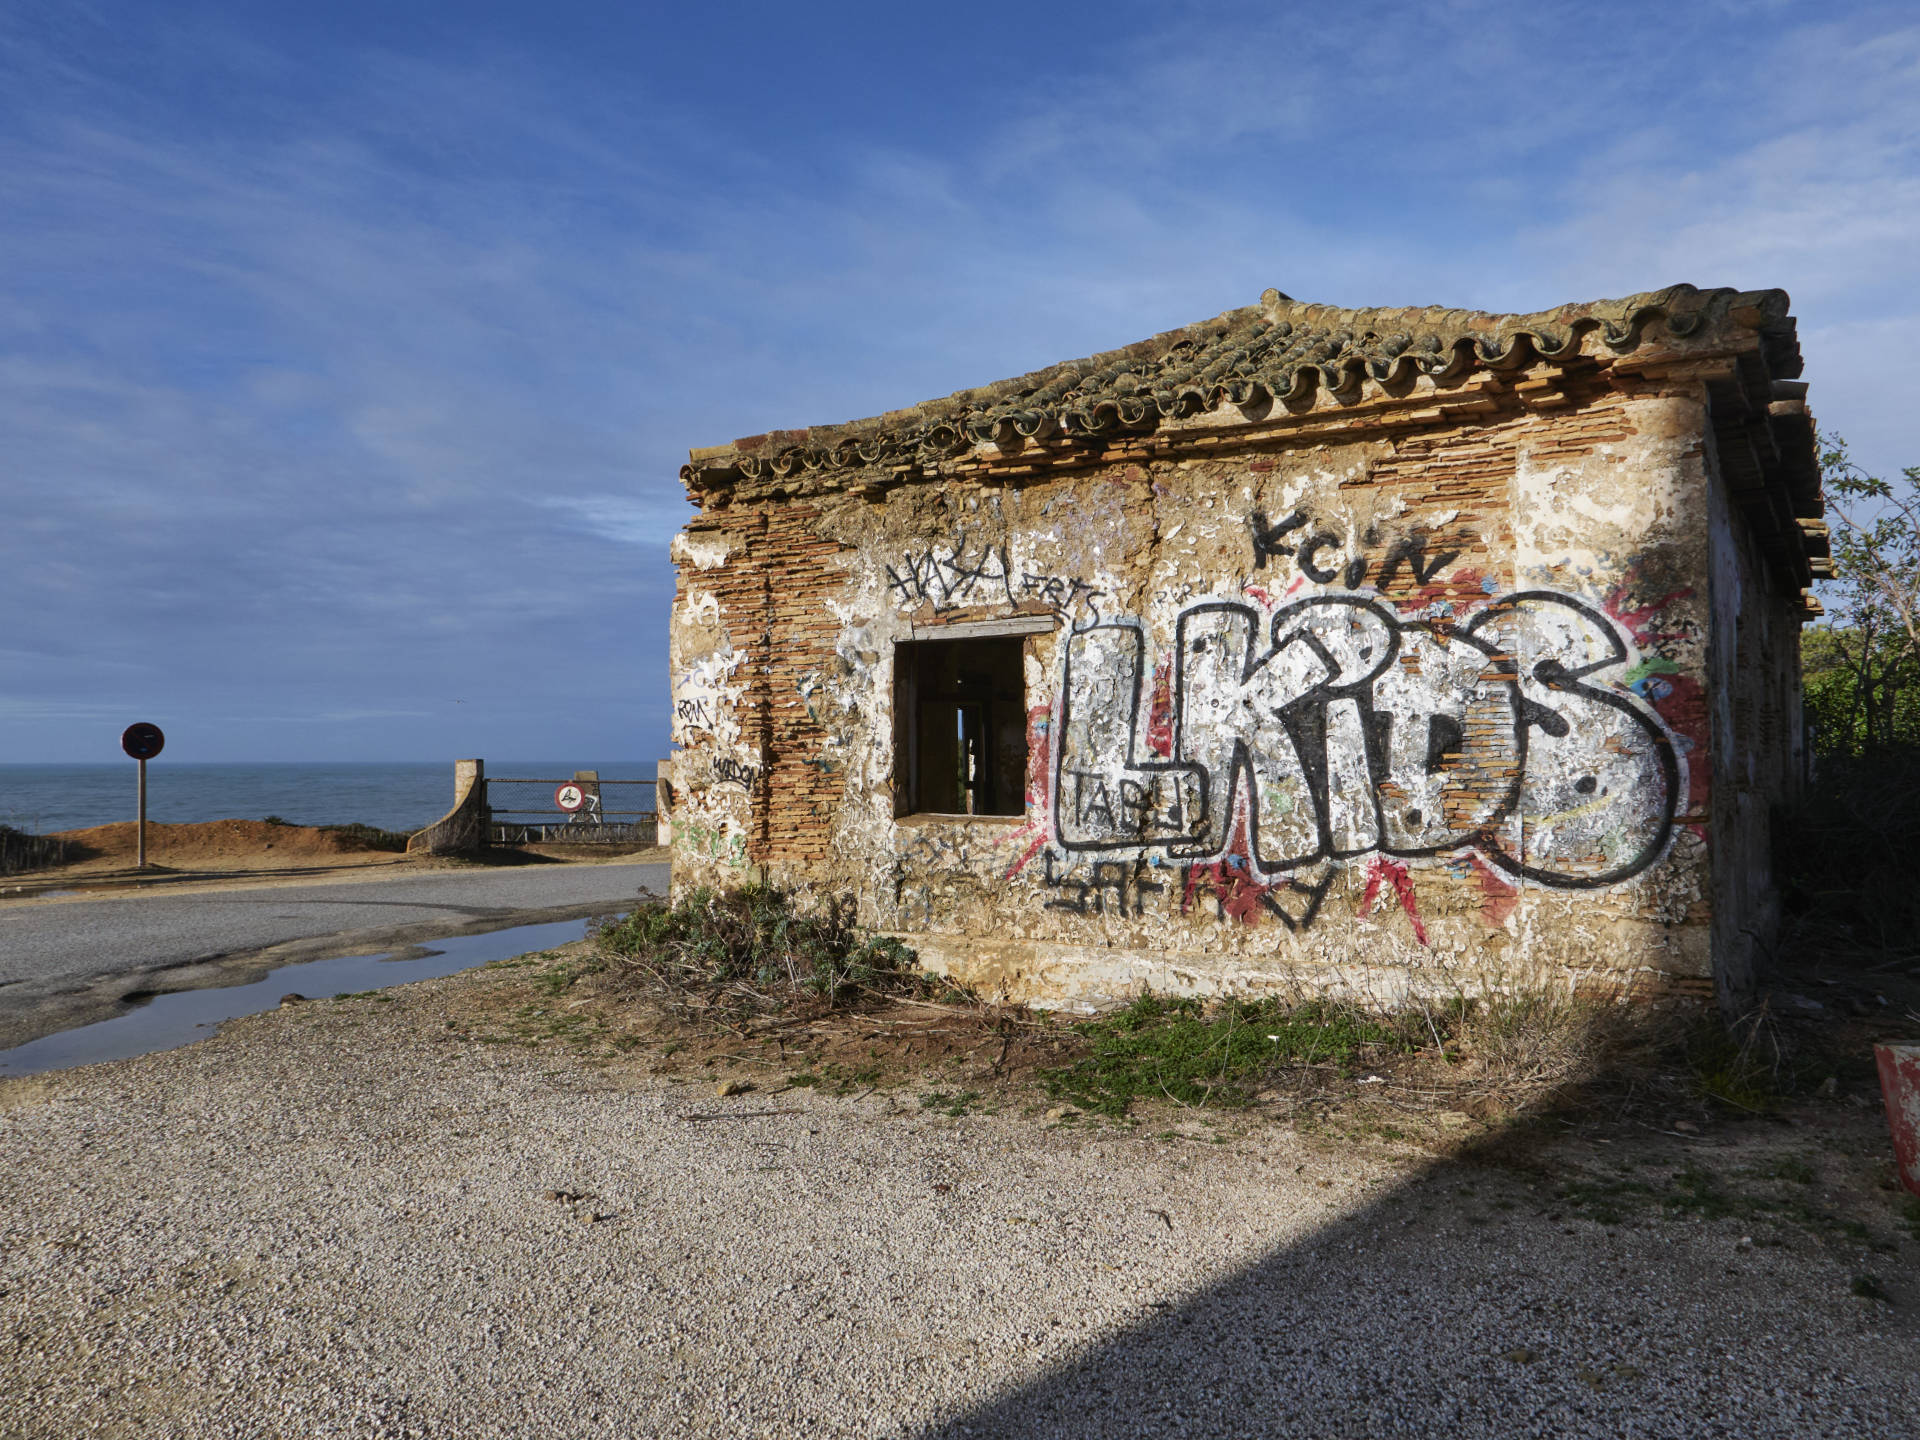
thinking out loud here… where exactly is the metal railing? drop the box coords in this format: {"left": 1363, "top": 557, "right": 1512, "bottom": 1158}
{"left": 482, "top": 777, "right": 657, "bottom": 846}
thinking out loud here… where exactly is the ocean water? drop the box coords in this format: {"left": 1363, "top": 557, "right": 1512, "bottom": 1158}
{"left": 0, "top": 761, "right": 657, "bottom": 836}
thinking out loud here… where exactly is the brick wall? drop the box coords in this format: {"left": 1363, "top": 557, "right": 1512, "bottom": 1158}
{"left": 671, "top": 376, "right": 1773, "bottom": 1008}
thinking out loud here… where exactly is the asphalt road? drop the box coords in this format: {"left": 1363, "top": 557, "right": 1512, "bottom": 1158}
{"left": 0, "top": 861, "right": 668, "bottom": 1048}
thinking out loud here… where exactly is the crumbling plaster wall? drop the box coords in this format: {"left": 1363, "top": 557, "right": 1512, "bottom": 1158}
{"left": 670, "top": 385, "right": 1734, "bottom": 1010}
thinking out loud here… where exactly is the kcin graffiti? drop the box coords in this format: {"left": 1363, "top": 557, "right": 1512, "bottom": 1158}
{"left": 1250, "top": 509, "right": 1461, "bottom": 590}
{"left": 1055, "top": 590, "right": 1681, "bottom": 889}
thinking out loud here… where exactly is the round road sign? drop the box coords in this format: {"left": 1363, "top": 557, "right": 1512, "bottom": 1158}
{"left": 554, "top": 782, "right": 587, "bottom": 813}
{"left": 121, "top": 722, "right": 166, "bottom": 761}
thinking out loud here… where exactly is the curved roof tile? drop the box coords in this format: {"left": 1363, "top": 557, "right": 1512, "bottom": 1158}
{"left": 684, "top": 284, "right": 1797, "bottom": 489}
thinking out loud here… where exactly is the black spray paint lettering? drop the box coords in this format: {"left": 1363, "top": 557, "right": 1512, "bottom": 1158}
{"left": 711, "top": 755, "right": 762, "bottom": 792}
{"left": 885, "top": 537, "right": 1016, "bottom": 612}
{"left": 1060, "top": 769, "right": 1189, "bottom": 834}
{"left": 675, "top": 696, "right": 714, "bottom": 731}
{"left": 1373, "top": 533, "right": 1461, "bottom": 590}
{"left": 1250, "top": 511, "right": 1459, "bottom": 591}
{"left": 1041, "top": 852, "right": 1165, "bottom": 917}
{"left": 1250, "top": 510, "right": 1308, "bottom": 570}
{"left": 1020, "top": 572, "right": 1104, "bottom": 615}
{"left": 1054, "top": 591, "right": 1680, "bottom": 889}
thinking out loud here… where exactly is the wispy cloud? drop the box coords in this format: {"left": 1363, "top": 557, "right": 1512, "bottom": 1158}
{"left": 0, "top": 2, "right": 1912, "bottom": 761}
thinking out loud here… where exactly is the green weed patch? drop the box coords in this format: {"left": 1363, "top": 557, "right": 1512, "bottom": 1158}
{"left": 921, "top": 1089, "right": 985, "bottom": 1117}
{"left": 1038, "top": 993, "right": 1413, "bottom": 1118}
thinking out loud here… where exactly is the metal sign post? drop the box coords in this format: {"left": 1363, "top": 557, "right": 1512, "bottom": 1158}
{"left": 121, "top": 723, "right": 166, "bottom": 869}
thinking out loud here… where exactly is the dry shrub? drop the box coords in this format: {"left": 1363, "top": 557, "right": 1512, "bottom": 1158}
{"left": 593, "top": 884, "right": 953, "bottom": 1023}
{"left": 1429, "top": 988, "right": 1800, "bottom": 1125}
{"left": 1444, "top": 993, "right": 1660, "bottom": 1104}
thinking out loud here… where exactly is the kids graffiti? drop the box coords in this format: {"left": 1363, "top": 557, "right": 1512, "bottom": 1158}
{"left": 1055, "top": 591, "right": 1681, "bottom": 889}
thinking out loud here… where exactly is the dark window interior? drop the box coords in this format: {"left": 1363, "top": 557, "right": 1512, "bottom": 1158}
{"left": 895, "top": 637, "right": 1027, "bottom": 816}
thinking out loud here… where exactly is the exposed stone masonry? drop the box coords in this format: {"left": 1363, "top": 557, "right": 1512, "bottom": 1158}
{"left": 668, "top": 287, "right": 1821, "bottom": 1013}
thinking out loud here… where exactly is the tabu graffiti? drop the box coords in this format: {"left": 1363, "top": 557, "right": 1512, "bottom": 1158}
{"left": 1055, "top": 590, "right": 1681, "bottom": 889}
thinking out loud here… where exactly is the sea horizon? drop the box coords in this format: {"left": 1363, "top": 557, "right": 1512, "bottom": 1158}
{"left": 0, "top": 759, "right": 659, "bottom": 836}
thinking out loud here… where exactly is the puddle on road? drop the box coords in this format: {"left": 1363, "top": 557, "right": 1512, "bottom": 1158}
{"left": 0, "top": 917, "right": 591, "bottom": 1077}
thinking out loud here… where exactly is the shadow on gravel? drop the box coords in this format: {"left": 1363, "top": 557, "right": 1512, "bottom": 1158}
{"left": 913, "top": 1015, "right": 1920, "bottom": 1439}
{"left": 910, "top": 766, "right": 1920, "bottom": 1439}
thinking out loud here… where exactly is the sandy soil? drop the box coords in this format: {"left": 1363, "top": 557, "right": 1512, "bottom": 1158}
{"left": 33, "top": 819, "right": 412, "bottom": 876}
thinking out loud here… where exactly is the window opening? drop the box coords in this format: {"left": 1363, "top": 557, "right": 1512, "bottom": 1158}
{"left": 895, "top": 636, "right": 1027, "bottom": 816}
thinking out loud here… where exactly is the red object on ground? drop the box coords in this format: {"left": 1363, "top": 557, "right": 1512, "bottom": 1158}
{"left": 1875, "top": 1043, "right": 1920, "bottom": 1197}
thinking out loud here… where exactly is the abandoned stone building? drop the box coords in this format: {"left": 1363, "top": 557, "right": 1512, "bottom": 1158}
{"left": 666, "top": 285, "right": 1828, "bottom": 1013}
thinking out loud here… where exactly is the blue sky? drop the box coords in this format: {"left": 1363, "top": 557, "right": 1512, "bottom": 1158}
{"left": 3, "top": 1, "right": 1915, "bottom": 763}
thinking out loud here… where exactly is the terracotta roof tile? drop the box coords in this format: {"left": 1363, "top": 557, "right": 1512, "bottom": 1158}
{"left": 683, "top": 284, "right": 1797, "bottom": 488}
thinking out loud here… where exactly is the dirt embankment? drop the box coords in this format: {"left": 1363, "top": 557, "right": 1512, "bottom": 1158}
{"left": 33, "top": 819, "right": 412, "bottom": 876}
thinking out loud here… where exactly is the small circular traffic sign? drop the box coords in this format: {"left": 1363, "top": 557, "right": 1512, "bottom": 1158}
{"left": 554, "top": 783, "right": 586, "bottom": 813}
{"left": 121, "top": 722, "right": 165, "bottom": 761}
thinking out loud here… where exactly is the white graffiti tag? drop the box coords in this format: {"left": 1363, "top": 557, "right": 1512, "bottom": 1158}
{"left": 1055, "top": 592, "right": 1680, "bottom": 888}
{"left": 673, "top": 646, "right": 747, "bottom": 749}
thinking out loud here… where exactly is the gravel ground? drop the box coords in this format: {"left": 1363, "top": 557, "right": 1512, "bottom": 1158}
{"left": 1, "top": 962, "right": 1915, "bottom": 1439}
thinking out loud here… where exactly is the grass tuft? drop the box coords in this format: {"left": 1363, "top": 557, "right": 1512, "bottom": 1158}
{"left": 1686, "top": 1007, "right": 1796, "bottom": 1111}
{"left": 921, "top": 1089, "right": 984, "bottom": 1117}
{"left": 1038, "top": 992, "right": 1414, "bottom": 1118}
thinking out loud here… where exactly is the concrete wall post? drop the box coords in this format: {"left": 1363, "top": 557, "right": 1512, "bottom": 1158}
{"left": 407, "top": 758, "right": 487, "bottom": 854}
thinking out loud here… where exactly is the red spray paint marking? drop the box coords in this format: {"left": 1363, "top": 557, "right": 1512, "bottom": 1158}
{"left": 1649, "top": 673, "right": 1711, "bottom": 820}
{"left": 1023, "top": 704, "right": 1051, "bottom": 808}
{"left": 1000, "top": 705, "right": 1055, "bottom": 879}
{"left": 1181, "top": 859, "right": 1275, "bottom": 926}
{"left": 1597, "top": 575, "right": 1709, "bottom": 825}
{"left": 1003, "top": 829, "right": 1049, "bottom": 881}
{"left": 1604, "top": 580, "right": 1694, "bottom": 647}
{"left": 1357, "top": 856, "right": 1430, "bottom": 946}
{"left": 1400, "top": 566, "right": 1483, "bottom": 615}
{"left": 1467, "top": 854, "right": 1519, "bottom": 928}
{"left": 1178, "top": 807, "right": 1276, "bottom": 927}
{"left": 1243, "top": 584, "right": 1274, "bottom": 609}
{"left": 1147, "top": 661, "right": 1175, "bottom": 758}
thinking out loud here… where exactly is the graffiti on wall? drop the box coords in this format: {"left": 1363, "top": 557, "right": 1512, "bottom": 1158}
{"left": 674, "top": 644, "right": 761, "bottom": 795}
{"left": 1249, "top": 510, "right": 1460, "bottom": 591}
{"left": 1040, "top": 851, "right": 1166, "bottom": 917}
{"left": 1055, "top": 590, "right": 1681, "bottom": 889}
{"left": 885, "top": 536, "right": 1105, "bottom": 617}
{"left": 673, "top": 646, "right": 746, "bottom": 745}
